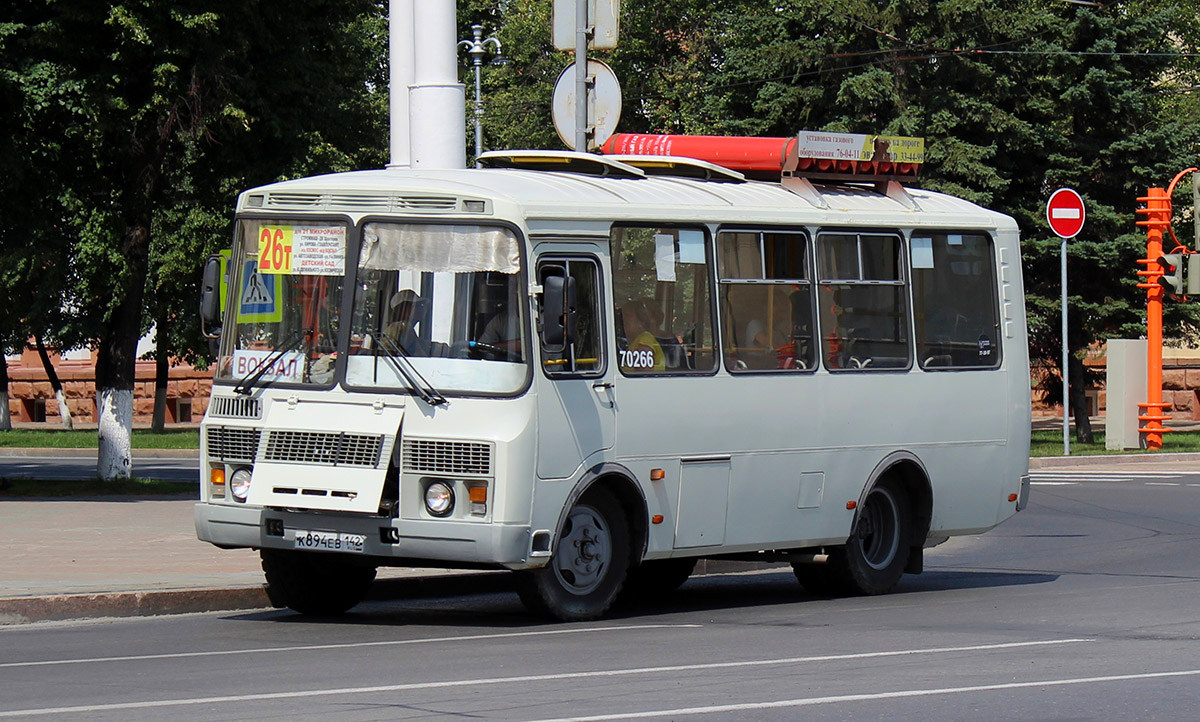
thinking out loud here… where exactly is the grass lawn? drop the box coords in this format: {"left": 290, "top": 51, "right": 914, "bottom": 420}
{"left": 1030, "top": 429, "right": 1200, "bottom": 456}
{"left": 0, "top": 429, "right": 199, "bottom": 449}
{"left": 0, "top": 477, "right": 196, "bottom": 497}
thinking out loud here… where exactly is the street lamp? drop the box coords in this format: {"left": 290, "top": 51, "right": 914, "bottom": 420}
{"left": 458, "top": 24, "right": 502, "bottom": 166}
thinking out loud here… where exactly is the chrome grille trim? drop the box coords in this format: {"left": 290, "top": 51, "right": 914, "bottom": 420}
{"left": 263, "top": 430, "right": 385, "bottom": 468}
{"left": 206, "top": 427, "right": 262, "bottom": 463}
{"left": 207, "top": 396, "right": 263, "bottom": 420}
{"left": 402, "top": 439, "right": 493, "bottom": 476}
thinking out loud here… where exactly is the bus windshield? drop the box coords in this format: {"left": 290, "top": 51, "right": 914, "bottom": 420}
{"left": 216, "top": 219, "right": 347, "bottom": 389}
{"left": 345, "top": 222, "right": 527, "bottom": 395}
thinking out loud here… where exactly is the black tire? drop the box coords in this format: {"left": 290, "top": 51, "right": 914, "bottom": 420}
{"left": 260, "top": 549, "right": 377, "bottom": 616}
{"left": 516, "top": 488, "right": 630, "bottom": 621}
{"left": 825, "top": 478, "right": 911, "bottom": 595}
{"left": 623, "top": 558, "right": 697, "bottom": 599}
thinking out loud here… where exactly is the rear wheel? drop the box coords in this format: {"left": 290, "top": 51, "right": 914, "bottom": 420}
{"left": 517, "top": 488, "right": 630, "bottom": 621}
{"left": 260, "top": 549, "right": 376, "bottom": 616}
{"left": 826, "top": 478, "right": 910, "bottom": 595}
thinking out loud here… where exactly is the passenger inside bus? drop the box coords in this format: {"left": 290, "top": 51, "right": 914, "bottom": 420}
{"left": 618, "top": 297, "right": 666, "bottom": 372}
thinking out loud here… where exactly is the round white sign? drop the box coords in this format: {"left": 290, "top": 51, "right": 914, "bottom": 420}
{"left": 551, "top": 59, "right": 622, "bottom": 151}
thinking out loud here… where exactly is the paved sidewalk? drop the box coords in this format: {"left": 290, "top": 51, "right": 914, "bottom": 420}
{"left": 0, "top": 496, "right": 498, "bottom": 625}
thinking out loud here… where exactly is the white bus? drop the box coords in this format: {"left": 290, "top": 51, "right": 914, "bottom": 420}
{"left": 196, "top": 147, "right": 1031, "bottom": 621}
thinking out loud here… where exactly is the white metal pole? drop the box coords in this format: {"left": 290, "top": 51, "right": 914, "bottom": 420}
{"left": 1062, "top": 237, "right": 1070, "bottom": 455}
{"left": 574, "top": 0, "right": 588, "bottom": 152}
{"left": 388, "top": 0, "right": 414, "bottom": 168}
{"left": 410, "top": 0, "right": 466, "bottom": 169}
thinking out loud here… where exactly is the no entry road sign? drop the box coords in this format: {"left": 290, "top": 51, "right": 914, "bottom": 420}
{"left": 1047, "top": 188, "right": 1085, "bottom": 238}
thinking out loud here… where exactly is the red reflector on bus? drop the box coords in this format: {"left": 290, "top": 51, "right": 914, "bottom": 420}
{"left": 1009, "top": 494, "right": 1018, "bottom": 502}
{"left": 651, "top": 515, "right": 664, "bottom": 525}
{"left": 846, "top": 501, "right": 857, "bottom": 510}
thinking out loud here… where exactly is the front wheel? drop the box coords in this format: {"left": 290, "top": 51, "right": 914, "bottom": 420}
{"left": 261, "top": 549, "right": 376, "bottom": 616}
{"left": 516, "top": 489, "right": 630, "bottom": 621}
{"left": 825, "top": 478, "right": 910, "bottom": 595}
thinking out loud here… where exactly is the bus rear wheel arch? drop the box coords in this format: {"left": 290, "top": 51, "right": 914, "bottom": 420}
{"left": 794, "top": 468, "right": 925, "bottom": 596}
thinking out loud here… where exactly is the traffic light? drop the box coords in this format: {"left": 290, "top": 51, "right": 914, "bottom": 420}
{"left": 1157, "top": 253, "right": 1184, "bottom": 293}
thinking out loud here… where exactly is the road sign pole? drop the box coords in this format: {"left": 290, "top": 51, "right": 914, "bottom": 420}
{"left": 574, "top": 0, "right": 588, "bottom": 152}
{"left": 1061, "top": 237, "right": 1069, "bottom": 456}
{"left": 1047, "top": 187, "right": 1086, "bottom": 456}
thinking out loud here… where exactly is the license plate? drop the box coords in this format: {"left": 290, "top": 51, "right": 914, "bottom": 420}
{"left": 293, "top": 530, "right": 366, "bottom": 553}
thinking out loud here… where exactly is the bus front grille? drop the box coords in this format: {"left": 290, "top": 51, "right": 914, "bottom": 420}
{"left": 207, "top": 396, "right": 262, "bottom": 420}
{"left": 401, "top": 439, "right": 492, "bottom": 476}
{"left": 263, "top": 430, "right": 384, "bottom": 468}
{"left": 207, "top": 427, "right": 262, "bottom": 463}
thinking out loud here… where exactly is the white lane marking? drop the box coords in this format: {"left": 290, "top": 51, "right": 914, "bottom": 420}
{"left": 1031, "top": 470, "right": 1185, "bottom": 476}
{"left": 0, "top": 624, "right": 700, "bottom": 669}
{"left": 0, "top": 639, "right": 1090, "bottom": 718}
{"left": 1031, "top": 481, "right": 1078, "bottom": 486}
{"left": 1145, "top": 482, "right": 1181, "bottom": 487}
{"left": 538, "top": 669, "right": 1200, "bottom": 721}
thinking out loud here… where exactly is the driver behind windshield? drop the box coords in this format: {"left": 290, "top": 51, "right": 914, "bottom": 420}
{"left": 384, "top": 289, "right": 430, "bottom": 355}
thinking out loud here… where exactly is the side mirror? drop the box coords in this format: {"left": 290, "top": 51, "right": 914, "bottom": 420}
{"left": 539, "top": 266, "right": 577, "bottom": 353}
{"left": 199, "top": 255, "right": 223, "bottom": 338}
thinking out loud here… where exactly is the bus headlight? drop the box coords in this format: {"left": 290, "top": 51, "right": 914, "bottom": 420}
{"left": 230, "top": 468, "right": 253, "bottom": 502}
{"left": 424, "top": 482, "right": 454, "bottom": 517}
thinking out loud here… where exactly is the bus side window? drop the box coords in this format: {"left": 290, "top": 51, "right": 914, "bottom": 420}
{"left": 816, "top": 233, "right": 911, "bottom": 371}
{"left": 538, "top": 258, "right": 604, "bottom": 377}
{"left": 717, "top": 230, "right": 815, "bottom": 372}
{"left": 609, "top": 226, "right": 717, "bottom": 376}
{"left": 912, "top": 233, "right": 1001, "bottom": 370}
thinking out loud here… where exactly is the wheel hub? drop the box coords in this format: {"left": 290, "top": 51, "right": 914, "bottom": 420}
{"left": 554, "top": 505, "right": 612, "bottom": 595}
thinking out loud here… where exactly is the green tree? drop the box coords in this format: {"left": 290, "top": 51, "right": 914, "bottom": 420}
{"left": 480, "top": 0, "right": 1200, "bottom": 442}
{"left": 3, "top": 1, "right": 388, "bottom": 476}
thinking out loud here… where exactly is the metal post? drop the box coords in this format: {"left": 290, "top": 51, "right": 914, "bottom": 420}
{"left": 1062, "top": 237, "right": 1070, "bottom": 455}
{"left": 574, "top": 0, "right": 589, "bottom": 152}
{"left": 458, "top": 24, "right": 500, "bottom": 167}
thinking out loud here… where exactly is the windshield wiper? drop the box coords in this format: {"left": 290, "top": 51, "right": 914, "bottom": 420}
{"left": 368, "top": 332, "right": 447, "bottom": 406}
{"left": 233, "top": 329, "right": 312, "bottom": 396}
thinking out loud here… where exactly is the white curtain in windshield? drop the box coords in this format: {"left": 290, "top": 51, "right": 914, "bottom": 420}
{"left": 361, "top": 224, "right": 519, "bottom": 273}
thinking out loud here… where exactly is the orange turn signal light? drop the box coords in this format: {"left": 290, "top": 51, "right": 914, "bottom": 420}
{"left": 650, "top": 468, "right": 666, "bottom": 481}
{"left": 469, "top": 486, "right": 488, "bottom": 503}
{"left": 211, "top": 468, "right": 226, "bottom": 485}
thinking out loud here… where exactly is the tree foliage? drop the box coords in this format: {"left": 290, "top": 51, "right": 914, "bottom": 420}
{"left": 468, "top": 0, "right": 1200, "bottom": 427}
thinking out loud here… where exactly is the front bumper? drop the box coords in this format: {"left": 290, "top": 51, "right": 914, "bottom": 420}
{"left": 195, "top": 502, "right": 535, "bottom": 569}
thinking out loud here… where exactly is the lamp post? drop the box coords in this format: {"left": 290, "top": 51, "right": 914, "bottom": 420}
{"left": 458, "top": 24, "right": 502, "bottom": 166}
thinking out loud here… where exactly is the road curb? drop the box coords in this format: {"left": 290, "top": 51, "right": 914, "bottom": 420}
{"left": 1030, "top": 451, "right": 1200, "bottom": 468}
{"left": 0, "top": 448, "right": 198, "bottom": 459}
{"left": 0, "top": 562, "right": 785, "bottom": 625}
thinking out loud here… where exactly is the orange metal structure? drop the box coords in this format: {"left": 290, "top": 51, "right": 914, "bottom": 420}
{"left": 1133, "top": 168, "right": 1198, "bottom": 450}
{"left": 1134, "top": 187, "right": 1171, "bottom": 449}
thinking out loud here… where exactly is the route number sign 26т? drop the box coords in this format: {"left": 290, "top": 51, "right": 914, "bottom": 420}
{"left": 258, "top": 226, "right": 293, "bottom": 273}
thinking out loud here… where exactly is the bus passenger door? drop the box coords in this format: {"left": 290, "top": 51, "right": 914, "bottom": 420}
{"left": 535, "top": 253, "right": 616, "bottom": 479}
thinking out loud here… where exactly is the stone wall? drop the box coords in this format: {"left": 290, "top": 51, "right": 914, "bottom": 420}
{"left": 5, "top": 345, "right": 211, "bottom": 424}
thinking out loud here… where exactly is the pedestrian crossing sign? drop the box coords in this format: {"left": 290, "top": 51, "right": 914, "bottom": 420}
{"left": 237, "top": 259, "right": 282, "bottom": 323}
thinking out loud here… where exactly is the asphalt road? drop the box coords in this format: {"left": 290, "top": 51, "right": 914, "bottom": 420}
{"left": 1, "top": 464, "right": 1198, "bottom": 720}
{"left": 0, "top": 454, "right": 197, "bottom": 482}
